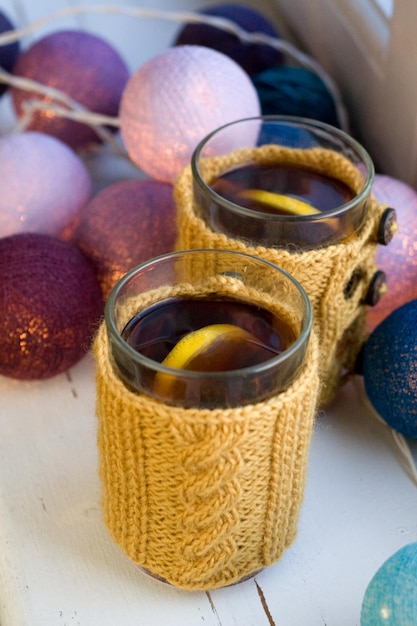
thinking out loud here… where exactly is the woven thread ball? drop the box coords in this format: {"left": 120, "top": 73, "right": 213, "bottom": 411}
{"left": 173, "top": 3, "right": 283, "bottom": 76}
{"left": 362, "top": 299, "right": 417, "bottom": 439}
{"left": 0, "top": 233, "right": 103, "bottom": 380}
{"left": 0, "top": 131, "right": 92, "bottom": 241}
{"left": 252, "top": 65, "right": 341, "bottom": 128}
{"left": 11, "top": 29, "right": 130, "bottom": 151}
{"left": 367, "top": 174, "right": 417, "bottom": 332}
{"left": 119, "top": 45, "right": 261, "bottom": 183}
{"left": 74, "top": 179, "right": 178, "bottom": 299}
{"left": 361, "top": 542, "right": 417, "bottom": 625}
{"left": 0, "top": 11, "right": 20, "bottom": 97}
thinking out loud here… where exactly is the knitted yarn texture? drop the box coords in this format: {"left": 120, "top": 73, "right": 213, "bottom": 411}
{"left": 174, "top": 145, "right": 386, "bottom": 405}
{"left": 94, "top": 272, "right": 320, "bottom": 589}
{"left": 95, "top": 323, "right": 319, "bottom": 589}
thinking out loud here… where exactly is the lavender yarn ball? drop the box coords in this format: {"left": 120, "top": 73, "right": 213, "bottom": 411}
{"left": 119, "top": 45, "right": 261, "bottom": 183}
{"left": 11, "top": 30, "right": 130, "bottom": 150}
{"left": 0, "top": 131, "right": 92, "bottom": 241}
{"left": 0, "top": 233, "right": 104, "bottom": 380}
{"left": 173, "top": 3, "right": 283, "bottom": 76}
{"left": 74, "top": 179, "right": 178, "bottom": 299}
{"left": 0, "top": 11, "right": 20, "bottom": 96}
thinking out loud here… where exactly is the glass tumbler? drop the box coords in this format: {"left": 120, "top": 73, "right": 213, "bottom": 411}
{"left": 105, "top": 248, "right": 312, "bottom": 408}
{"left": 174, "top": 116, "right": 390, "bottom": 404}
{"left": 191, "top": 115, "right": 374, "bottom": 250}
{"left": 95, "top": 249, "right": 320, "bottom": 589}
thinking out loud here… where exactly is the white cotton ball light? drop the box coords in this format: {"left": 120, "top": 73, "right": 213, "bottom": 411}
{"left": 0, "top": 131, "right": 92, "bottom": 241}
{"left": 119, "top": 45, "right": 261, "bottom": 183}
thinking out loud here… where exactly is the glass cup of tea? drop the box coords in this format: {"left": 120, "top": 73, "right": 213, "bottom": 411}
{"left": 104, "top": 248, "right": 312, "bottom": 409}
{"left": 96, "top": 248, "right": 320, "bottom": 589}
{"left": 190, "top": 115, "right": 375, "bottom": 250}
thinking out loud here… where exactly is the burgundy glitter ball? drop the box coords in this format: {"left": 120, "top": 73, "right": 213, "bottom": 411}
{"left": 0, "top": 233, "right": 104, "bottom": 380}
{"left": 73, "top": 179, "right": 178, "bottom": 299}
{"left": 11, "top": 29, "right": 130, "bottom": 151}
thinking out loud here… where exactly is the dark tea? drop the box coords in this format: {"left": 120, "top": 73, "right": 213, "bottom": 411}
{"left": 118, "top": 295, "right": 300, "bottom": 408}
{"left": 211, "top": 162, "right": 355, "bottom": 216}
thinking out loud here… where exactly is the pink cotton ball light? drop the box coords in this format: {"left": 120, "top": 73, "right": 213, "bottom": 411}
{"left": 74, "top": 179, "right": 178, "bottom": 299}
{"left": 366, "top": 174, "right": 417, "bottom": 332}
{"left": 119, "top": 45, "right": 261, "bottom": 183}
{"left": 11, "top": 30, "right": 130, "bottom": 151}
{"left": 0, "top": 131, "right": 92, "bottom": 241}
{"left": 0, "top": 233, "right": 104, "bottom": 380}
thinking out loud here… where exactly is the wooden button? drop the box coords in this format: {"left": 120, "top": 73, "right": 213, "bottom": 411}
{"left": 363, "top": 270, "right": 387, "bottom": 306}
{"left": 377, "top": 207, "right": 398, "bottom": 245}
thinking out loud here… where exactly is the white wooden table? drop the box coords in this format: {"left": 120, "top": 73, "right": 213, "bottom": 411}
{"left": 0, "top": 1, "right": 416, "bottom": 625}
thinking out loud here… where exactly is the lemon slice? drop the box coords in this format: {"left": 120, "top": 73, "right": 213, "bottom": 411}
{"left": 239, "top": 189, "right": 321, "bottom": 216}
{"left": 153, "top": 323, "right": 256, "bottom": 398}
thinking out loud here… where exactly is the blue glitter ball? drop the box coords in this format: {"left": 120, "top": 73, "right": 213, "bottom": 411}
{"left": 362, "top": 299, "right": 417, "bottom": 438}
{"left": 0, "top": 11, "right": 20, "bottom": 97}
{"left": 173, "top": 3, "right": 283, "bottom": 76}
{"left": 361, "top": 543, "right": 417, "bottom": 625}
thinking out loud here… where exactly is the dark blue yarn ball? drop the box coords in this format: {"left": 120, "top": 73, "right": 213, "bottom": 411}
{"left": 173, "top": 3, "right": 283, "bottom": 76}
{"left": 0, "top": 11, "right": 20, "bottom": 97}
{"left": 252, "top": 65, "right": 341, "bottom": 128}
{"left": 362, "top": 299, "right": 417, "bottom": 439}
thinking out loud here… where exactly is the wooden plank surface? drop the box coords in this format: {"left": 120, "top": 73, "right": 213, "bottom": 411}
{"left": 0, "top": 1, "right": 416, "bottom": 625}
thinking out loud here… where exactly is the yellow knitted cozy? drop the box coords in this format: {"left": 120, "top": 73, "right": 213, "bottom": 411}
{"left": 174, "top": 146, "right": 388, "bottom": 405}
{"left": 94, "top": 320, "right": 320, "bottom": 590}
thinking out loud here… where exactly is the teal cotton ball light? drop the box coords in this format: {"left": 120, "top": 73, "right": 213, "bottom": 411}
{"left": 362, "top": 299, "right": 417, "bottom": 439}
{"left": 361, "top": 542, "right": 417, "bottom": 625}
{"left": 252, "top": 66, "right": 341, "bottom": 128}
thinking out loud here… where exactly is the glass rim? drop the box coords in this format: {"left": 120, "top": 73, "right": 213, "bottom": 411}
{"left": 191, "top": 114, "right": 375, "bottom": 223}
{"left": 104, "top": 248, "right": 313, "bottom": 381}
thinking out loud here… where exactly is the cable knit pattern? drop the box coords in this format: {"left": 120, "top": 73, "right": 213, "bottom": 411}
{"left": 94, "top": 317, "right": 320, "bottom": 589}
{"left": 174, "top": 145, "right": 386, "bottom": 404}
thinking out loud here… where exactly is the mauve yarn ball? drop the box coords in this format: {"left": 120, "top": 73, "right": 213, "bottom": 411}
{"left": 119, "top": 45, "right": 261, "bottom": 183}
{"left": 0, "top": 131, "right": 92, "bottom": 241}
{"left": 0, "top": 11, "right": 20, "bottom": 96}
{"left": 0, "top": 233, "right": 104, "bottom": 380}
{"left": 73, "top": 179, "right": 178, "bottom": 299}
{"left": 173, "top": 3, "right": 282, "bottom": 76}
{"left": 11, "top": 29, "right": 130, "bottom": 150}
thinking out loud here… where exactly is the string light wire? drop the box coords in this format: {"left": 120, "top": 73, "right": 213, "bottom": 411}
{"left": 0, "top": 4, "right": 415, "bottom": 487}
{"left": 0, "top": 4, "right": 349, "bottom": 134}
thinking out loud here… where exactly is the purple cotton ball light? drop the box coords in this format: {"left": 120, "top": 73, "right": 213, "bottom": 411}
{"left": 119, "top": 45, "right": 261, "bottom": 183}
{"left": 0, "top": 131, "right": 92, "bottom": 241}
{"left": 11, "top": 30, "right": 130, "bottom": 150}
{"left": 0, "top": 10, "right": 20, "bottom": 97}
{"left": 0, "top": 233, "right": 103, "bottom": 380}
{"left": 74, "top": 179, "right": 178, "bottom": 299}
{"left": 173, "top": 3, "right": 283, "bottom": 76}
